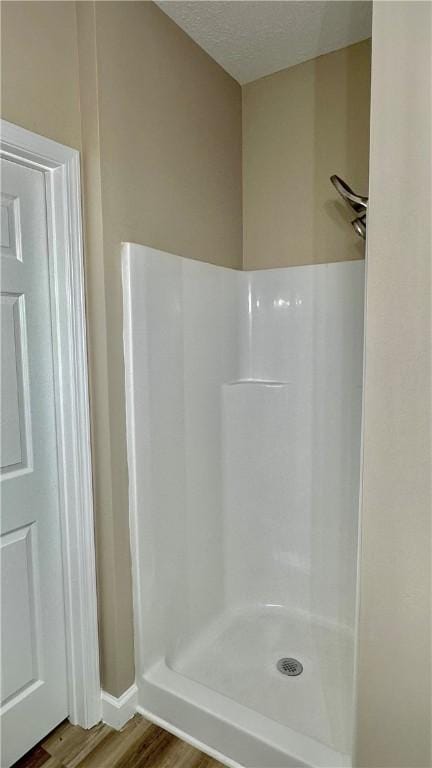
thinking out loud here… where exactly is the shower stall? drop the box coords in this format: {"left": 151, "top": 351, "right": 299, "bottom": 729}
{"left": 122, "top": 243, "right": 365, "bottom": 768}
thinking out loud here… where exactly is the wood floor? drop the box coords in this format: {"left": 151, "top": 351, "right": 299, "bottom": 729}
{"left": 13, "top": 715, "right": 224, "bottom": 768}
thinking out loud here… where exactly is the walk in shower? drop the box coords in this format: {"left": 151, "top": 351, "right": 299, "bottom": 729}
{"left": 123, "top": 243, "right": 364, "bottom": 767}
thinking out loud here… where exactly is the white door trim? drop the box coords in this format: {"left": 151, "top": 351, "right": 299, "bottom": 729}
{"left": 0, "top": 120, "right": 101, "bottom": 728}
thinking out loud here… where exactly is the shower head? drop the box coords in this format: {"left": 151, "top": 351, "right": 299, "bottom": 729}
{"left": 330, "top": 174, "right": 368, "bottom": 239}
{"left": 330, "top": 174, "right": 368, "bottom": 213}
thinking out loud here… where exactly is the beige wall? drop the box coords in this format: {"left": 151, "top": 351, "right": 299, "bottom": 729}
{"left": 78, "top": 0, "right": 242, "bottom": 695}
{"left": 242, "top": 40, "right": 371, "bottom": 269}
{"left": 1, "top": 0, "right": 242, "bottom": 697}
{"left": 354, "top": 3, "right": 431, "bottom": 766}
{"left": 1, "top": 1, "right": 82, "bottom": 149}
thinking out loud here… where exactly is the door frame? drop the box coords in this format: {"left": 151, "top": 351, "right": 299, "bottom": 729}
{"left": 1, "top": 120, "right": 101, "bottom": 728}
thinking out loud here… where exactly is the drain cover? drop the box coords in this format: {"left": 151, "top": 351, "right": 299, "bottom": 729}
{"left": 277, "top": 657, "right": 303, "bottom": 676}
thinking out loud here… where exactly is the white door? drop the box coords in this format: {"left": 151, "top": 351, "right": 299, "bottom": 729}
{"left": 1, "top": 158, "right": 68, "bottom": 766}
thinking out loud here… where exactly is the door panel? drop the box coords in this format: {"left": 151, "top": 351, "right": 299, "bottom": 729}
{"left": 1, "top": 292, "right": 31, "bottom": 474}
{"left": 1, "top": 523, "right": 42, "bottom": 704}
{"left": 1, "top": 159, "right": 68, "bottom": 767}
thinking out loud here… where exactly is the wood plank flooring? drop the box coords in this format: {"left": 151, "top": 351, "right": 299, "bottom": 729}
{"left": 12, "top": 715, "right": 224, "bottom": 768}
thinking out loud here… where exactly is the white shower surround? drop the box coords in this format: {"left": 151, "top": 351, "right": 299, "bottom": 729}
{"left": 122, "top": 243, "right": 364, "bottom": 768}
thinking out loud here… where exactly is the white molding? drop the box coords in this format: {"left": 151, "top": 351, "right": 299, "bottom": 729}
{"left": 121, "top": 247, "right": 145, "bottom": 685}
{"left": 0, "top": 120, "right": 101, "bottom": 728}
{"left": 101, "top": 685, "right": 138, "bottom": 731}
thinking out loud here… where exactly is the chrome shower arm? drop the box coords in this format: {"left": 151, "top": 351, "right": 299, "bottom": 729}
{"left": 330, "top": 175, "right": 368, "bottom": 211}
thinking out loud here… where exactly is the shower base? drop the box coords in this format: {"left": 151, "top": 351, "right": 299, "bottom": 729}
{"left": 137, "top": 606, "right": 354, "bottom": 768}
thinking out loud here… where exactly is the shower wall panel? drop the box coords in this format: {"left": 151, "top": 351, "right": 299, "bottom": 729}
{"left": 222, "top": 381, "right": 296, "bottom": 609}
{"left": 123, "top": 246, "right": 240, "bottom": 672}
{"left": 237, "top": 264, "right": 365, "bottom": 628}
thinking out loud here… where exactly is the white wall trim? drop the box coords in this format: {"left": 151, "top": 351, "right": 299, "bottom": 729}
{"left": 0, "top": 120, "right": 101, "bottom": 728}
{"left": 101, "top": 685, "right": 138, "bottom": 731}
{"left": 121, "top": 246, "right": 145, "bottom": 686}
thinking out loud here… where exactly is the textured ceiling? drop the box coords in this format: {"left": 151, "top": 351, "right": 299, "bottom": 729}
{"left": 156, "top": 1, "right": 372, "bottom": 84}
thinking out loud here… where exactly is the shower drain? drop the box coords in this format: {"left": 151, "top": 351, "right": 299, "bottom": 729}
{"left": 276, "top": 657, "right": 303, "bottom": 677}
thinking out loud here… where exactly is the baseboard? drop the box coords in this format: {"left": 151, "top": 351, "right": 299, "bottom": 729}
{"left": 101, "top": 684, "right": 138, "bottom": 730}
